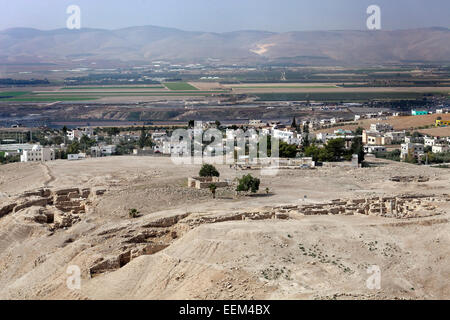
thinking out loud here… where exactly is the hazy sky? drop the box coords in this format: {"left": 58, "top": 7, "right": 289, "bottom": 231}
{"left": 1, "top": 0, "right": 449, "bottom": 32}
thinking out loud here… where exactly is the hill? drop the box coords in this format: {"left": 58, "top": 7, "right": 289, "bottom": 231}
{"left": 0, "top": 26, "right": 449, "bottom": 65}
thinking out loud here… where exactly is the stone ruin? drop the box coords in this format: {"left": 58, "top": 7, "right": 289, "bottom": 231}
{"left": 188, "top": 176, "right": 228, "bottom": 189}
{"left": 390, "top": 176, "right": 430, "bottom": 183}
{"left": 273, "top": 194, "right": 447, "bottom": 219}
{"left": 0, "top": 187, "right": 106, "bottom": 230}
{"left": 85, "top": 193, "right": 448, "bottom": 277}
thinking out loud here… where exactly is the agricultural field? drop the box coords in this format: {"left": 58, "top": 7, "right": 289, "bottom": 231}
{"left": 0, "top": 83, "right": 227, "bottom": 102}
{"left": 0, "top": 91, "right": 30, "bottom": 99}
{"left": 61, "top": 85, "right": 165, "bottom": 90}
{"left": 253, "top": 91, "right": 448, "bottom": 102}
{"left": 163, "top": 82, "right": 199, "bottom": 90}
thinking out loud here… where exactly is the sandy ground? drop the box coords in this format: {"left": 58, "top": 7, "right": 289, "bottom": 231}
{"left": 0, "top": 156, "right": 449, "bottom": 300}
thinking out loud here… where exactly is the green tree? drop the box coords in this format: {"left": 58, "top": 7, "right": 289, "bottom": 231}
{"left": 303, "top": 123, "right": 310, "bottom": 134}
{"left": 62, "top": 125, "right": 68, "bottom": 145}
{"left": 404, "top": 149, "right": 417, "bottom": 164}
{"left": 291, "top": 117, "right": 297, "bottom": 130}
{"left": 350, "top": 136, "right": 365, "bottom": 163}
{"left": 325, "top": 138, "right": 346, "bottom": 161}
{"left": 199, "top": 164, "right": 220, "bottom": 177}
{"left": 67, "top": 141, "right": 80, "bottom": 155}
{"left": 236, "top": 174, "right": 260, "bottom": 193}
{"left": 279, "top": 141, "right": 297, "bottom": 158}
{"left": 354, "top": 127, "right": 364, "bottom": 136}
{"left": 302, "top": 133, "right": 310, "bottom": 148}
{"left": 208, "top": 183, "right": 217, "bottom": 199}
{"left": 79, "top": 134, "right": 95, "bottom": 152}
{"left": 139, "top": 126, "right": 147, "bottom": 149}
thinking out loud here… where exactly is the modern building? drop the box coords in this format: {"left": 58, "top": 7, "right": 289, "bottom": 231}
{"left": 384, "top": 131, "right": 406, "bottom": 143}
{"left": 67, "top": 127, "right": 94, "bottom": 141}
{"left": 20, "top": 145, "right": 55, "bottom": 162}
{"left": 411, "top": 110, "right": 428, "bottom": 116}
{"left": 248, "top": 119, "right": 265, "bottom": 127}
{"left": 364, "top": 146, "right": 386, "bottom": 154}
{"left": 436, "top": 119, "right": 450, "bottom": 127}
{"left": 401, "top": 143, "right": 424, "bottom": 160}
{"left": 363, "top": 131, "right": 392, "bottom": 145}
{"left": 370, "top": 123, "right": 393, "bottom": 133}
{"left": 91, "top": 145, "right": 117, "bottom": 157}
{"left": 272, "top": 129, "right": 301, "bottom": 145}
{"left": 432, "top": 145, "right": 450, "bottom": 153}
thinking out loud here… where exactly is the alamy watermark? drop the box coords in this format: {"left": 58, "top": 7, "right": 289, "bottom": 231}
{"left": 66, "top": 5, "right": 81, "bottom": 30}
{"left": 366, "top": 265, "right": 381, "bottom": 290}
{"left": 66, "top": 265, "right": 81, "bottom": 290}
{"left": 366, "top": 5, "right": 381, "bottom": 30}
{"left": 169, "top": 122, "right": 280, "bottom": 176}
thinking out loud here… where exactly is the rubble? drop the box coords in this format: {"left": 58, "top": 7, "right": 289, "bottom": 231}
{"left": 0, "top": 186, "right": 107, "bottom": 229}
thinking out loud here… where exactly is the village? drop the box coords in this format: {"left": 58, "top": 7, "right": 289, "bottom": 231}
{"left": 1, "top": 106, "right": 449, "bottom": 169}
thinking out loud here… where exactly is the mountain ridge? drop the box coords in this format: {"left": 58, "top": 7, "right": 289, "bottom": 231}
{"left": 1, "top": 26, "right": 449, "bottom": 65}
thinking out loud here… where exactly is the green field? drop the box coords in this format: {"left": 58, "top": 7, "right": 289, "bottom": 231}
{"left": 0, "top": 91, "right": 30, "bottom": 98}
{"left": 61, "top": 86, "right": 165, "bottom": 90}
{"left": 37, "top": 91, "right": 224, "bottom": 95}
{"left": 233, "top": 85, "right": 338, "bottom": 89}
{"left": 5, "top": 96, "right": 99, "bottom": 102}
{"left": 163, "top": 82, "right": 198, "bottom": 90}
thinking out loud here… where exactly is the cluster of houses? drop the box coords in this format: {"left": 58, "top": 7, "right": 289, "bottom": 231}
{"left": 359, "top": 122, "right": 450, "bottom": 160}
{"left": 0, "top": 127, "right": 120, "bottom": 163}
{"left": 150, "top": 121, "right": 307, "bottom": 156}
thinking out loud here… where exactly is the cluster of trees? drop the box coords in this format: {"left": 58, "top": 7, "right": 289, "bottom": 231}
{"left": 199, "top": 164, "right": 261, "bottom": 199}
{"left": 0, "top": 153, "right": 20, "bottom": 165}
{"left": 0, "top": 78, "right": 50, "bottom": 85}
{"left": 304, "top": 137, "right": 364, "bottom": 163}
{"left": 425, "top": 152, "right": 450, "bottom": 164}
{"left": 236, "top": 174, "right": 260, "bottom": 193}
{"left": 375, "top": 149, "right": 401, "bottom": 162}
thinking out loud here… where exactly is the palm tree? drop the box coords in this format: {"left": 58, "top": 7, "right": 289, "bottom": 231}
{"left": 209, "top": 183, "right": 217, "bottom": 199}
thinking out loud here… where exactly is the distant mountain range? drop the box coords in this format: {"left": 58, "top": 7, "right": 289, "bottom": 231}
{"left": 0, "top": 26, "right": 449, "bottom": 65}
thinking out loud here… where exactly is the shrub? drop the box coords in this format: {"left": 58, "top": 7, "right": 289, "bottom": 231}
{"left": 128, "top": 208, "right": 140, "bottom": 218}
{"left": 208, "top": 183, "right": 217, "bottom": 199}
{"left": 199, "top": 164, "right": 220, "bottom": 177}
{"left": 236, "top": 174, "right": 260, "bottom": 193}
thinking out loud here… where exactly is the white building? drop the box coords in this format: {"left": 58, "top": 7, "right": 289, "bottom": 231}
{"left": 384, "top": 131, "right": 406, "bottom": 143}
{"left": 67, "top": 127, "right": 94, "bottom": 141}
{"left": 68, "top": 154, "right": 80, "bottom": 161}
{"left": 424, "top": 137, "right": 439, "bottom": 147}
{"left": 21, "top": 145, "right": 55, "bottom": 162}
{"left": 91, "top": 145, "right": 117, "bottom": 157}
{"left": 151, "top": 131, "right": 168, "bottom": 142}
{"left": 370, "top": 123, "right": 393, "bottom": 133}
{"left": 272, "top": 129, "right": 301, "bottom": 145}
{"left": 432, "top": 144, "right": 450, "bottom": 153}
{"left": 364, "top": 146, "right": 386, "bottom": 154}
{"left": 249, "top": 119, "right": 264, "bottom": 127}
{"left": 401, "top": 143, "right": 424, "bottom": 160}
{"left": 162, "top": 141, "right": 189, "bottom": 155}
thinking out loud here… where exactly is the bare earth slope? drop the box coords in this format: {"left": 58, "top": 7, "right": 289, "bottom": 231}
{"left": 0, "top": 156, "right": 448, "bottom": 299}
